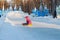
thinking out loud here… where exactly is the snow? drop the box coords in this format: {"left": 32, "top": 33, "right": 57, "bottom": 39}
{"left": 4, "top": 11, "right": 29, "bottom": 26}
{"left": 3, "top": 11, "right": 60, "bottom": 29}
{"left": 0, "top": 11, "right": 60, "bottom": 40}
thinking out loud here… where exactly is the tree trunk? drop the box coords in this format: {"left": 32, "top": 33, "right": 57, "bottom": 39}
{"left": 51, "top": 0, "right": 57, "bottom": 18}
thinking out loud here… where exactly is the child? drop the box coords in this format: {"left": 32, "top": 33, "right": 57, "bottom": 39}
{"left": 22, "top": 16, "right": 32, "bottom": 26}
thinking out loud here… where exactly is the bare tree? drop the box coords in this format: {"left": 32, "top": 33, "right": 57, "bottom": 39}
{"left": 21, "top": 0, "right": 35, "bottom": 15}
{"left": 51, "top": 0, "right": 57, "bottom": 18}
{"left": 0, "top": 0, "right": 10, "bottom": 10}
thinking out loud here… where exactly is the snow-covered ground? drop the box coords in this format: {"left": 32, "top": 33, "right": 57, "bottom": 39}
{"left": 3, "top": 11, "right": 60, "bottom": 29}
{"left": 0, "top": 11, "right": 60, "bottom": 40}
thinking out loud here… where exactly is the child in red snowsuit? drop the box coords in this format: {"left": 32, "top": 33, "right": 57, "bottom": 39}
{"left": 22, "top": 16, "right": 32, "bottom": 26}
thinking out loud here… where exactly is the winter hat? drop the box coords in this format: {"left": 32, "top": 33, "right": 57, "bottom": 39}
{"left": 25, "top": 16, "right": 29, "bottom": 18}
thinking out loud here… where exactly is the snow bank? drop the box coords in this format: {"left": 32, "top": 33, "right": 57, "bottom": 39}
{"left": 5, "top": 11, "right": 26, "bottom": 26}
{"left": 6, "top": 11, "right": 22, "bottom": 18}
{"left": 4, "top": 11, "right": 60, "bottom": 29}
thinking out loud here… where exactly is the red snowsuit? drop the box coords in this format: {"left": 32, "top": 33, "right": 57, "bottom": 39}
{"left": 22, "top": 16, "right": 32, "bottom": 26}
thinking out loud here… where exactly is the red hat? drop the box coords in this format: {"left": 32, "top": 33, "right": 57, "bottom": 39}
{"left": 25, "top": 16, "right": 29, "bottom": 18}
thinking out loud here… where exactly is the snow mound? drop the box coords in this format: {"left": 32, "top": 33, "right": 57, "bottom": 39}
{"left": 5, "top": 11, "right": 26, "bottom": 26}
{"left": 6, "top": 11, "right": 22, "bottom": 18}
{"left": 4, "top": 11, "right": 60, "bottom": 29}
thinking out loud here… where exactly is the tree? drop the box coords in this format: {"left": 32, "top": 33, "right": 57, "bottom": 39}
{"left": 0, "top": 0, "right": 10, "bottom": 10}
{"left": 21, "top": 0, "right": 40, "bottom": 15}
{"left": 21, "top": 0, "right": 35, "bottom": 15}
{"left": 51, "top": 0, "right": 57, "bottom": 18}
